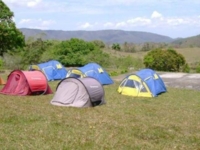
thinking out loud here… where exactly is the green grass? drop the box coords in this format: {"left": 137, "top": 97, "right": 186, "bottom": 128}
{"left": 0, "top": 81, "right": 200, "bottom": 150}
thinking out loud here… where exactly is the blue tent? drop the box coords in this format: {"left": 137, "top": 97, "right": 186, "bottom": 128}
{"left": 29, "top": 60, "right": 67, "bottom": 81}
{"left": 118, "top": 68, "right": 166, "bottom": 97}
{"left": 136, "top": 69, "right": 167, "bottom": 97}
{"left": 66, "top": 63, "right": 114, "bottom": 85}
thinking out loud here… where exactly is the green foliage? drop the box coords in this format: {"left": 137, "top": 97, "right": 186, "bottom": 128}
{"left": 196, "top": 63, "right": 200, "bottom": 73}
{"left": 3, "top": 52, "right": 23, "bottom": 70}
{"left": 54, "top": 38, "right": 109, "bottom": 66}
{"left": 182, "top": 63, "right": 190, "bottom": 73}
{"left": 21, "top": 38, "right": 47, "bottom": 67}
{"left": 92, "top": 40, "right": 105, "bottom": 48}
{"left": 0, "top": 1, "right": 25, "bottom": 56}
{"left": 122, "top": 42, "right": 136, "bottom": 53}
{"left": 112, "top": 43, "right": 121, "bottom": 51}
{"left": 141, "top": 42, "right": 153, "bottom": 51}
{"left": 0, "top": 57, "right": 4, "bottom": 70}
{"left": 143, "top": 48, "right": 187, "bottom": 72}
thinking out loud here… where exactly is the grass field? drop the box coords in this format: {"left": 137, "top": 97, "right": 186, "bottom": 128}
{"left": 1, "top": 81, "right": 200, "bottom": 150}
{"left": 104, "top": 47, "right": 200, "bottom": 66}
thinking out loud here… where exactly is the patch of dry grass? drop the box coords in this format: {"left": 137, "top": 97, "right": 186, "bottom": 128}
{"left": 175, "top": 47, "right": 200, "bottom": 64}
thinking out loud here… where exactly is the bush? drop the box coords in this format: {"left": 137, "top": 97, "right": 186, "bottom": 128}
{"left": 143, "top": 48, "right": 187, "bottom": 72}
{"left": 196, "top": 63, "right": 200, "bottom": 73}
{"left": 182, "top": 63, "right": 190, "bottom": 73}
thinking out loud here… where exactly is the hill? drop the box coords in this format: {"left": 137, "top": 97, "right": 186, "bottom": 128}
{"left": 19, "top": 28, "right": 174, "bottom": 44}
{"left": 171, "top": 34, "right": 200, "bottom": 47}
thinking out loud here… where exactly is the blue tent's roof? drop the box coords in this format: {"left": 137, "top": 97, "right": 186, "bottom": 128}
{"left": 78, "top": 63, "right": 113, "bottom": 85}
{"left": 136, "top": 68, "right": 167, "bottom": 97}
{"left": 37, "top": 60, "right": 67, "bottom": 81}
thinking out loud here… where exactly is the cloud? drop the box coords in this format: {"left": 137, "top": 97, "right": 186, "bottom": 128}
{"left": 27, "top": 0, "right": 41, "bottom": 7}
{"left": 103, "top": 22, "right": 114, "bottom": 28}
{"left": 3, "top": 0, "right": 42, "bottom": 8}
{"left": 80, "top": 22, "right": 93, "bottom": 29}
{"left": 116, "top": 22, "right": 127, "bottom": 28}
{"left": 151, "top": 11, "right": 163, "bottom": 19}
{"left": 18, "top": 18, "right": 56, "bottom": 29}
{"left": 127, "top": 17, "right": 151, "bottom": 26}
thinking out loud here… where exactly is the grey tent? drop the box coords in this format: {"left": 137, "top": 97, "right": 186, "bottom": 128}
{"left": 51, "top": 77, "right": 106, "bottom": 108}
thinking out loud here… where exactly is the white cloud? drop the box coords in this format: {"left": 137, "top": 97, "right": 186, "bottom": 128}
{"left": 3, "top": 0, "right": 42, "bottom": 8}
{"left": 18, "top": 18, "right": 56, "bottom": 29}
{"left": 116, "top": 22, "right": 127, "bottom": 28}
{"left": 80, "top": 22, "right": 93, "bottom": 29}
{"left": 127, "top": 17, "right": 151, "bottom": 26}
{"left": 103, "top": 22, "right": 114, "bottom": 28}
{"left": 19, "top": 19, "right": 32, "bottom": 24}
{"left": 151, "top": 11, "right": 163, "bottom": 19}
{"left": 27, "top": 0, "right": 41, "bottom": 7}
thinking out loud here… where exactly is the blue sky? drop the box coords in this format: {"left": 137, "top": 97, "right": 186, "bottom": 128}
{"left": 3, "top": 0, "right": 200, "bottom": 38}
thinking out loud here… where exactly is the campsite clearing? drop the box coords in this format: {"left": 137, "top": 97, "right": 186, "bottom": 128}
{"left": 0, "top": 80, "right": 200, "bottom": 149}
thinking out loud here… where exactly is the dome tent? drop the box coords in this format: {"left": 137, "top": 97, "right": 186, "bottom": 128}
{"left": 66, "top": 63, "right": 113, "bottom": 85}
{"left": 29, "top": 60, "right": 67, "bottom": 81}
{"left": 51, "top": 77, "right": 106, "bottom": 108}
{"left": 118, "top": 69, "right": 167, "bottom": 97}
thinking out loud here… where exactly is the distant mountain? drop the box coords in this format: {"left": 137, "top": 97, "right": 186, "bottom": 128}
{"left": 171, "top": 34, "right": 200, "bottom": 47}
{"left": 19, "top": 28, "right": 174, "bottom": 44}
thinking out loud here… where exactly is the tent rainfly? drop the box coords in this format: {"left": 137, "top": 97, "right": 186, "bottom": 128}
{"left": 66, "top": 63, "right": 113, "bottom": 85}
{"left": 51, "top": 77, "right": 106, "bottom": 108}
{"left": 29, "top": 60, "right": 67, "bottom": 81}
{"left": 0, "top": 70, "right": 53, "bottom": 96}
{"left": 118, "top": 68, "right": 167, "bottom": 97}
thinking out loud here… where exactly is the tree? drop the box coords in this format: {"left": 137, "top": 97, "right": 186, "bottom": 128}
{"left": 53, "top": 38, "right": 108, "bottom": 66}
{"left": 21, "top": 38, "right": 47, "bottom": 67}
{"left": 92, "top": 40, "right": 105, "bottom": 49}
{"left": 112, "top": 43, "right": 121, "bottom": 51}
{"left": 0, "top": 1, "right": 25, "bottom": 56}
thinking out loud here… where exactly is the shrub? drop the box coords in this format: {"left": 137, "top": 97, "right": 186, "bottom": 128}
{"left": 143, "top": 48, "right": 187, "bottom": 72}
{"left": 196, "top": 63, "right": 200, "bottom": 73}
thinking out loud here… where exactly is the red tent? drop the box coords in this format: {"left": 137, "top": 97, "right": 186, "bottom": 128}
{"left": 0, "top": 70, "right": 53, "bottom": 95}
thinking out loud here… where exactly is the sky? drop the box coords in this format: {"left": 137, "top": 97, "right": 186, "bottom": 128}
{"left": 2, "top": 0, "right": 200, "bottom": 38}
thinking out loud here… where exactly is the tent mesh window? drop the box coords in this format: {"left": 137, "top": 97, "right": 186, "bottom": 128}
{"left": 70, "top": 73, "right": 81, "bottom": 78}
{"left": 125, "top": 79, "right": 135, "bottom": 88}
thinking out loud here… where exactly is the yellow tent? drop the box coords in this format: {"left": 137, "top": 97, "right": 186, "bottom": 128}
{"left": 66, "top": 69, "right": 86, "bottom": 78}
{"left": 118, "top": 74, "right": 152, "bottom": 97}
{"left": 118, "top": 69, "right": 167, "bottom": 97}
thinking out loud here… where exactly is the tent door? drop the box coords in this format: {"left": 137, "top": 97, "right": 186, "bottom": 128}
{"left": 43, "top": 66, "right": 57, "bottom": 81}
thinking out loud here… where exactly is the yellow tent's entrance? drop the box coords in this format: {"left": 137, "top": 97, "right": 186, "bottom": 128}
{"left": 118, "top": 75, "right": 152, "bottom": 97}
{"left": 66, "top": 69, "right": 86, "bottom": 78}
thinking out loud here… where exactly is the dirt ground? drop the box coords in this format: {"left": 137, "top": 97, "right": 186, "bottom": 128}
{"left": 112, "top": 72, "right": 200, "bottom": 91}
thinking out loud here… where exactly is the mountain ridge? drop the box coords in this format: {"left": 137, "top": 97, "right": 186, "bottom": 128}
{"left": 19, "top": 28, "right": 174, "bottom": 44}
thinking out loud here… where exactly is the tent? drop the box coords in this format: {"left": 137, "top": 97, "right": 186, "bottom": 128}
{"left": 0, "top": 70, "right": 53, "bottom": 96}
{"left": 51, "top": 77, "right": 106, "bottom": 108}
{"left": 29, "top": 60, "right": 67, "bottom": 81}
{"left": 66, "top": 63, "right": 113, "bottom": 85}
{"left": 0, "top": 76, "right": 6, "bottom": 85}
{"left": 118, "top": 69, "right": 167, "bottom": 97}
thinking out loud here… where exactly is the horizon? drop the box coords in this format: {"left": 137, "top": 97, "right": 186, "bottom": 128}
{"left": 3, "top": 0, "right": 200, "bottom": 39}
